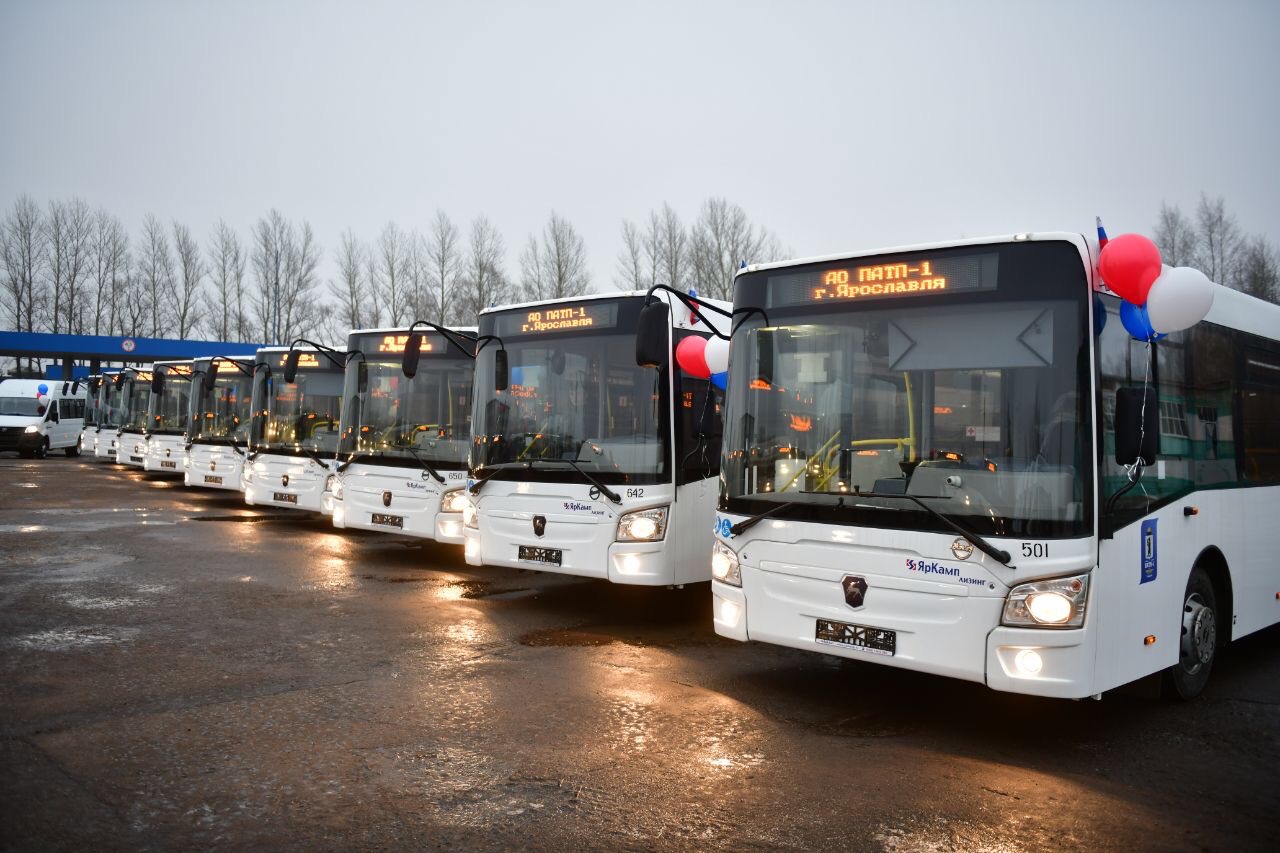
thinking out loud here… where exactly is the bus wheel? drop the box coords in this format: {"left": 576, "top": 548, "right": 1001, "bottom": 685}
{"left": 1162, "top": 567, "right": 1218, "bottom": 700}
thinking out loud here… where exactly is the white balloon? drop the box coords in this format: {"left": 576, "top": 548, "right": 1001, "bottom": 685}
{"left": 703, "top": 335, "right": 731, "bottom": 374}
{"left": 1146, "top": 266, "right": 1215, "bottom": 334}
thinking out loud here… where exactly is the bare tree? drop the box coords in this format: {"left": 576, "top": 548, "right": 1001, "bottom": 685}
{"left": 424, "top": 210, "right": 462, "bottom": 324}
{"left": 1193, "top": 194, "right": 1242, "bottom": 286}
{"left": 170, "top": 222, "right": 204, "bottom": 338}
{"left": 136, "top": 214, "right": 175, "bottom": 337}
{"left": 206, "top": 220, "right": 246, "bottom": 341}
{"left": 328, "top": 228, "right": 374, "bottom": 331}
{"left": 374, "top": 221, "right": 410, "bottom": 326}
{"left": 45, "top": 197, "right": 93, "bottom": 333}
{"left": 1, "top": 195, "right": 47, "bottom": 351}
{"left": 279, "top": 220, "right": 322, "bottom": 343}
{"left": 1237, "top": 235, "right": 1279, "bottom": 303}
{"left": 91, "top": 209, "right": 130, "bottom": 335}
{"left": 688, "top": 197, "right": 782, "bottom": 301}
{"left": 653, "top": 203, "right": 688, "bottom": 291}
{"left": 615, "top": 219, "right": 649, "bottom": 291}
{"left": 250, "top": 210, "right": 291, "bottom": 344}
{"left": 1152, "top": 202, "right": 1198, "bottom": 269}
{"left": 520, "top": 211, "right": 590, "bottom": 301}
{"left": 455, "top": 215, "right": 509, "bottom": 322}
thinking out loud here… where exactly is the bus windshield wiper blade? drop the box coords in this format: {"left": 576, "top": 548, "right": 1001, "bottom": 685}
{"left": 729, "top": 500, "right": 804, "bottom": 536}
{"left": 301, "top": 446, "right": 331, "bottom": 469}
{"left": 399, "top": 443, "right": 447, "bottom": 484}
{"left": 468, "top": 462, "right": 528, "bottom": 495}
{"left": 843, "top": 489, "right": 1013, "bottom": 567}
{"left": 530, "top": 458, "right": 622, "bottom": 504}
{"left": 336, "top": 451, "right": 379, "bottom": 473}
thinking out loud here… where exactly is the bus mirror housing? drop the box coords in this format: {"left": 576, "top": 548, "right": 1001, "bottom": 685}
{"left": 635, "top": 300, "right": 670, "bottom": 368}
{"left": 494, "top": 349, "right": 509, "bottom": 392}
{"left": 283, "top": 350, "right": 301, "bottom": 383}
{"left": 151, "top": 370, "right": 164, "bottom": 395}
{"left": 402, "top": 333, "right": 423, "bottom": 378}
{"left": 1115, "top": 387, "right": 1159, "bottom": 466}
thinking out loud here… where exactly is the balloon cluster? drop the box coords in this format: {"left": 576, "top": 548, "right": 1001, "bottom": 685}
{"left": 1099, "top": 233, "right": 1215, "bottom": 341}
{"left": 35, "top": 382, "right": 49, "bottom": 413}
{"left": 675, "top": 336, "right": 730, "bottom": 390}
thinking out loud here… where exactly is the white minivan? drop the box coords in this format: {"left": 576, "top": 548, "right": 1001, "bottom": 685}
{"left": 0, "top": 377, "right": 88, "bottom": 458}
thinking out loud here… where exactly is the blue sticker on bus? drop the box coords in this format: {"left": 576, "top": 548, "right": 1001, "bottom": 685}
{"left": 1140, "top": 519, "right": 1158, "bottom": 584}
{"left": 714, "top": 516, "right": 734, "bottom": 538}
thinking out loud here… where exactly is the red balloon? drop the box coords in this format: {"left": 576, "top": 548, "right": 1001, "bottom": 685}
{"left": 1099, "top": 233, "right": 1163, "bottom": 304}
{"left": 675, "top": 335, "right": 711, "bottom": 378}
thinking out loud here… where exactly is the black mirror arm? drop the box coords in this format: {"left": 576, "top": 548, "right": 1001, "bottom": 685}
{"left": 642, "top": 284, "right": 734, "bottom": 341}
{"left": 286, "top": 338, "right": 347, "bottom": 369}
{"left": 406, "top": 320, "right": 480, "bottom": 359}
{"left": 474, "top": 334, "right": 506, "bottom": 357}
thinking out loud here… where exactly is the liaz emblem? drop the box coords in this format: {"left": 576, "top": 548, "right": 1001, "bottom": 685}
{"left": 842, "top": 575, "right": 869, "bottom": 609}
{"left": 382, "top": 491, "right": 393, "bottom": 508}
{"left": 281, "top": 474, "right": 289, "bottom": 487}
{"left": 533, "top": 515, "right": 547, "bottom": 537}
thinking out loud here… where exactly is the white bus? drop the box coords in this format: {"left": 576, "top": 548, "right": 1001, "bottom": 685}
{"left": 94, "top": 373, "right": 128, "bottom": 462}
{"left": 80, "top": 374, "right": 103, "bottom": 456}
{"left": 464, "top": 290, "right": 731, "bottom": 585}
{"left": 185, "top": 356, "right": 254, "bottom": 491}
{"left": 119, "top": 369, "right": 156, "bottom": 468}
{"left": 142, "top": 361, "right": 194, "bottom": 474}
{"left": 328, "top": 324, "right": 476, "bottom": 541}
{"left": 0, "top": 377, "right": 87, "bottom": 458}
{"left": 711, "top": 232, "right": 1280, "bottom": 699}
{"left": 243, "top": 344, "right": 347, "bottom": 512}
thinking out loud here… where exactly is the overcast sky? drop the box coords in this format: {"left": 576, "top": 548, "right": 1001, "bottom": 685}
{"left": 2, "top": 0, "right": 1277, "bottom": 294}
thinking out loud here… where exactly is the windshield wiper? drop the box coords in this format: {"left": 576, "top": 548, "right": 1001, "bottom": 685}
{"left": 468, "top": 462, "right": 529, "bottom": 495}
{"left": 835, "top": 489, "right": 1013, "bottom": 567}
{"left": 729, "top": 500, "right": 804, "bottom": 536}
{"left": 398, "top": 443, "right": 447, "bottom": 484}
{"left": 530, "top": 458, "right": 622, "bottom": 504}
{"left": 300, "top": 446, "right": 332, "bottom": 469}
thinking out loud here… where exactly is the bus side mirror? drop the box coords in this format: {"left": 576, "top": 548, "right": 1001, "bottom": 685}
{"left": 403, "top": 333, "right": 423, "bottom": 378}
{"left": 635, "top": 300, "right": 670, "bottom": 368}
{"left": 357, "top": 362, "right": 369, "bottom": 393}
{"left": 283, "top": 350, "right": 301, "bottom": 383}
{"left": 1115, "top": 387, "right": 1159, "bottom": 466}
{"left": 151, "top": 370, "right": 164, "bottom": 394}
{"left": 494, "top": 349, "right": 509, "bottom": 392}
{"left": 755, "top": 329, "right": 774, "bottom": 387}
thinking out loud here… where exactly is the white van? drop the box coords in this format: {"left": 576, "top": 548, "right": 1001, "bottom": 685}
{"left": 0, "top": 377, "right": 88, "bottom": 458}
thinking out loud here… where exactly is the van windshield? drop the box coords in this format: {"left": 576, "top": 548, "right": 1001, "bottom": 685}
{"left": 0, "top": 397, "right": 44, "bottom": 417}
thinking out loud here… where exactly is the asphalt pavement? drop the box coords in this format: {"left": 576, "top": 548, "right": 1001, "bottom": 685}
{"left": 1, "top": 456, "right": 1278, "bottom": 851}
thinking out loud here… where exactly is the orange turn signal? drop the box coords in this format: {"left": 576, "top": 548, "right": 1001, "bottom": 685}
{"left": 1144, "top": 635, "right": 1157, "bottom": 646}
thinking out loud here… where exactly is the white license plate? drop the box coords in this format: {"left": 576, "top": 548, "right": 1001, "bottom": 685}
{"left": 273, "top": 492, "right": 298, "bottom": 504}
{"left": 161, "top": 460, "right": 176, "bottom": 469}
{"left": 815, "top": 619, "right": 896, "bottom": 656}
{"left": 204, "top": 475, "right": 223, "bottom": 484}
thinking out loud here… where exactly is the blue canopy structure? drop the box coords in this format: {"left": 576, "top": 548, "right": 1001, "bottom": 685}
{"left": 0, "top": 331, "right": 264, "bottom": 364}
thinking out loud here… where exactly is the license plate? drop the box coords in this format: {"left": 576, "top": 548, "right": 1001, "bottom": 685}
{"left": 107, "top": 449, "right": 116, "bottom": 456}
{"left": 371, "top": 512, "right": 404, "bottom": 529}
{"left": 518, "top": 545, "right": 562, "bottom": 566}
{"left": 273, "top": 491, "right": 298, "bottom": 504}
{"left": 204, "top": 475, "right": 223, "bottom": 484}
{"left": 130, "top": 455, "right": 143, "bottom": 463}
{"left": 815, "top": 619, "right": 896, "bottom": 656}
{"left": 161, "top": 460, "right": 176, "bottom": 469}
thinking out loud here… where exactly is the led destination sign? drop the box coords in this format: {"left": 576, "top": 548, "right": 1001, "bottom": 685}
{"left": 276, "top": 353, "right": 321, "bottom": 369}
{"left": 494, "top": 302, "right": 619, "bottom": 337}
{"left": 767, "top": 251, "right": 999, "bottom": 308}
{"left": 348, "top": 332, "right": 455, "bottom": 357}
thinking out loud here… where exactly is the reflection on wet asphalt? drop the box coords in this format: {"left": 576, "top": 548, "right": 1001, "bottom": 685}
{"left": 1, "top": 457, "right": 1278, "bottom": 851}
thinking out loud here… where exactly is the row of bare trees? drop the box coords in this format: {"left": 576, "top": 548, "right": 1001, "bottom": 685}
{"left": 1152, "top": 193, "right": 1279, "bottom": 303}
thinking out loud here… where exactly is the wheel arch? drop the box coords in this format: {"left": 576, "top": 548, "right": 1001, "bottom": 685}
{"left": 1193, "top": 545, "right": 1233, "bottom": 645}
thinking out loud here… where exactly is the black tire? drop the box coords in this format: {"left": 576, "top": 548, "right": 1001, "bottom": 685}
{"left": 65, "top": 443, "right": 80, "bottom": 457}
{"left": 34, "top": 439, "right": 49, "bottom": 460}
{"left": 18, "top": 448, "right": 34, "bottom": 459}
{"left": 1162, "top": 567, "right": 1219, "bottom": 700}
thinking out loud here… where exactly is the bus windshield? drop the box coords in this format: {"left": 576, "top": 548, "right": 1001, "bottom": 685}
{"left": 251, "top": 356, "right": 345, "bottom": 455}
{"left": 339, "top": 337, "right": 474, "bottom": 468}
{"left": 192, "top": 363, "right": 253, "bottom": 443}
{"left": 723, "top": 241, "right": 1093, "bottom": 538}
{"left": 149, "top": 374, "right": 192, "bottom": 435}
{"left": 123, "top": 379, "right": 152, "bottom": 431}
{"left": 99, "top": 380, "right": 124, "bottom": 428}
{"left": 471, "top": 298, "right": 669, "bottom": 484}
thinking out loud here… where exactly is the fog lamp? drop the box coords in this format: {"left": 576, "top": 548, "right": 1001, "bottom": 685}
{"left": 1014, "top": 648, "right": 1043, "bottom": 675}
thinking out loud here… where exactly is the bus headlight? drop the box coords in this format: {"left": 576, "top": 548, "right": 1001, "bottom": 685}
{"left": 1003, "top": 573, "right": 1089, "bottom": 628}
{"left": 463, "top": 500, "right": 478, "bottom": 528}
{"left": 616, "top": 506, "right": 668, "bottom": 542}
{"left": 711, "top": 540, "right": 741, "bottom": 587}
{"left": 440, "top": 489, "right": 468, "bottom": 514}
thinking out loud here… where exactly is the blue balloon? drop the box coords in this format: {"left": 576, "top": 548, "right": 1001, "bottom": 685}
{"left": 1092, "top": 294, "right": 1106, "bottom": 337}
{"left": 37, "top": 383, "right": 48, "bottom": 395}
{"left": 710, "top": 371, "right": 728, "bottom": 391}
{"left": 1119, "top": 300, "right": 1165, "bottom": 342}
